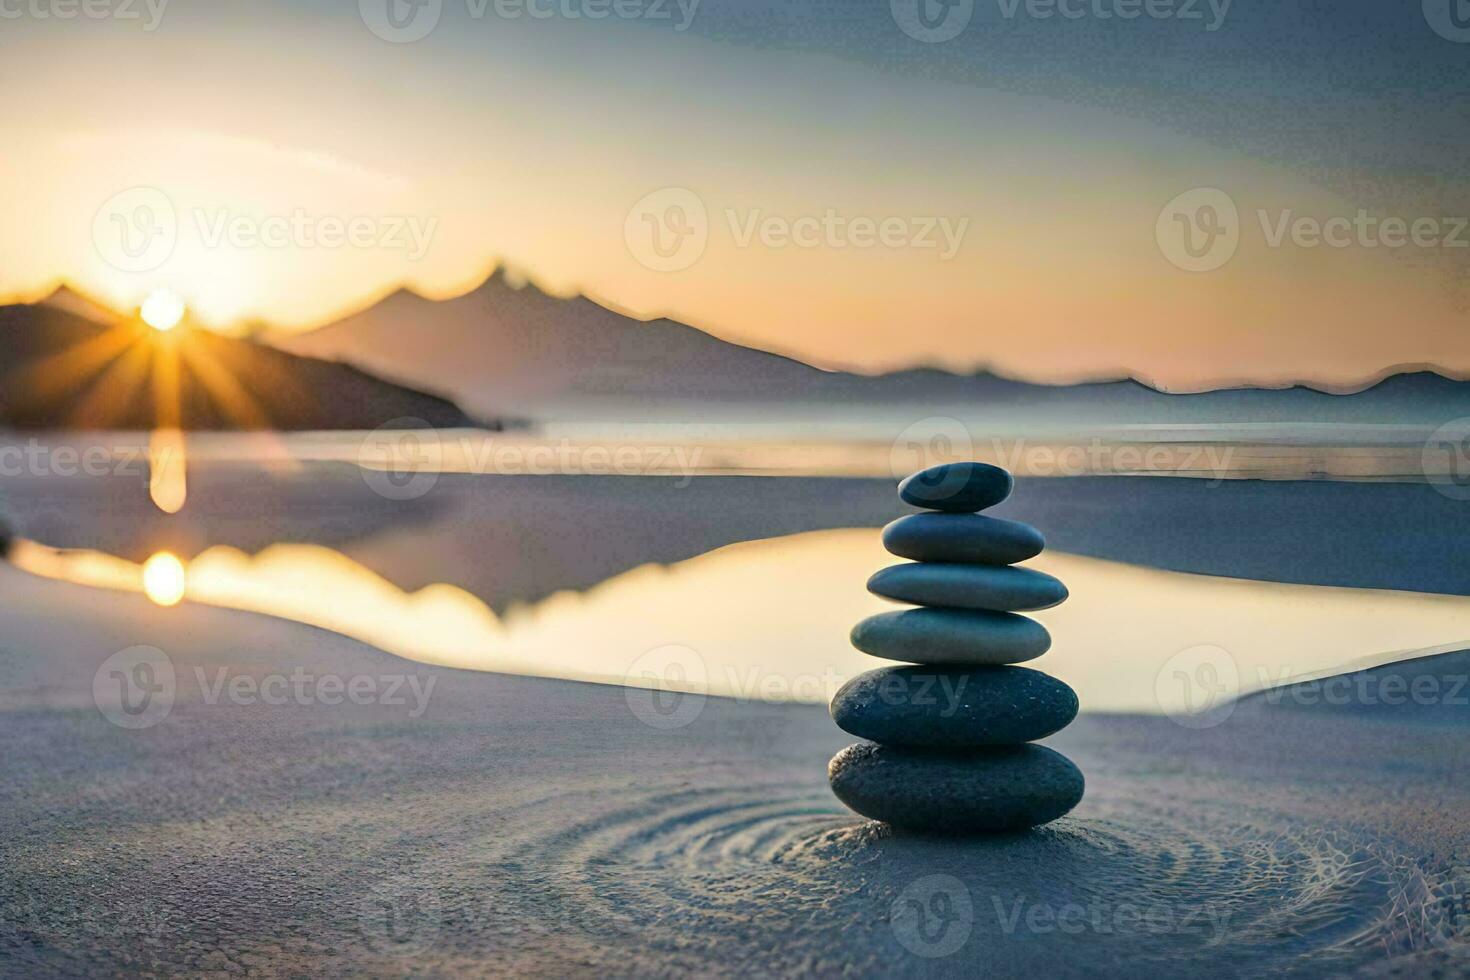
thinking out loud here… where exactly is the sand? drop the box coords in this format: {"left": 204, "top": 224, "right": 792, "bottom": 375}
{"left": 3, "top": 563, "right": 1469, "bottom": 978}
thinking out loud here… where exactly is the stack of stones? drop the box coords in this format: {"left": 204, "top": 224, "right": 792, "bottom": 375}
{"left": 827, "top": 462, "right": 1084, "bottom": 834}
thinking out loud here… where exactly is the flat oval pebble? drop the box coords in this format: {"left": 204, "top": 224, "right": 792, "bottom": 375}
{"left": 851, "top": 608, "right": 1051, "bottom": 665}
{"left": 828, "top": 742, "right": 1084, "bottom": 833}
{"left": 898, "top": 462, "right": 1012, "bottom": 513}
{"left": 882, "top": 513, "right": 1044, "bottom": 565}
{"left": 867, "top": 562, "right": 1068, "bottom": 612}
{"left": 830, "top": 665, "right": 1078, "bottom": 748}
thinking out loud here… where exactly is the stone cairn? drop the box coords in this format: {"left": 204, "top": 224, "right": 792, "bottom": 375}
{"left": 828, "top": 461, "right": 1084, "bottom": 834}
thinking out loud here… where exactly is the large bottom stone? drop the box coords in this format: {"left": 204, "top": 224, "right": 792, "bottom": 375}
{"left": 828, "top": 742, "right": 1084, "bottom": 834}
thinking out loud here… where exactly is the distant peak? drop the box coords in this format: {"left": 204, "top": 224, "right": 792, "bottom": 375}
{"left": 37, "top": 283, "right": 124, "bottom": 326}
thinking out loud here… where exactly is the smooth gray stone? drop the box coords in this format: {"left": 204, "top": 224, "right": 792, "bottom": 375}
{"left": 898, "top": 462, "right": 1012, "bottom": 513}
{"left": 830, "top": 665, "right": 1078, "bottom": 748}
{"left": 851, "top": 608, "right": 1051, "bottom": 665}
{"left": 883, "top": 512, "right": 1044, "bottom": 564}
{"left": 867, "top": 562, "right": 1068, "bottom": 612}
{"left": 828, "top": 742, "right": 1085, "bottom": 834}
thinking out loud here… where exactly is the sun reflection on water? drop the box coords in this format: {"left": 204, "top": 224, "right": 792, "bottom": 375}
{"left": 148, "top": 429, "right": 188, "bottom": 514}
{"left": 10, "top": 530, "right": 1470, "bottom": 716}
{"left": 141, "top": 551, "right": 187, "bottom": 606}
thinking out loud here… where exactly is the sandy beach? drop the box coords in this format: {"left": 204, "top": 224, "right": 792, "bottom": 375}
{"left": 9, "top": 2, "right": 1470, "bottom": 975}
{"left": 4, "top": 561, "right": 1468, "bottom": 978}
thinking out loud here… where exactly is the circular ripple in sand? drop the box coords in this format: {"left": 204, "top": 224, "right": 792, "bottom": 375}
{"left": 431, "top": 781, "right": 1468, "bottom": 977}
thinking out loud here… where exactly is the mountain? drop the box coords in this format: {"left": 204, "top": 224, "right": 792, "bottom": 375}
{"left": 0, "top": 293, "right": 477, "bottom": 431}
{"left": 276, "top": 269, "right": 1470, "bottom": 427}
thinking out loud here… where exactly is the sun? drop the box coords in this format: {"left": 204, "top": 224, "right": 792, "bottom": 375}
{"left": 142, "top": 551, "right": 188, "bottom": 607}
{"left": 140, "top": 289, "right": 186, "bottom": 332}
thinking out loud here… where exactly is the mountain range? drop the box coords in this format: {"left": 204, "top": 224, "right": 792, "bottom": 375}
{"left": 276, "top": 268, "right": 1470, "bottom": 428}
{"left": 0, "top": 289, "right": 473, "bottom": 431}
{"left": 6, "top": 276, "right": 1468, "bottom": 433}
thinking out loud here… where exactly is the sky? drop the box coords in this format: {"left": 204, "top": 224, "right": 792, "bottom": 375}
{"left": 1, "top": 0, "right": 1467, "bottom": 390}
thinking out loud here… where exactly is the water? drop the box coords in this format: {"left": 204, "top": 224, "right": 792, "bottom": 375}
{"left": 5, "top": 429, "right": 1468, "bottom": 717}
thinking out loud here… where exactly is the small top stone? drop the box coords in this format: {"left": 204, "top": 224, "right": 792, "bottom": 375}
{"left": 898, "top": 462, "right": 1013, "bottom": 513}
